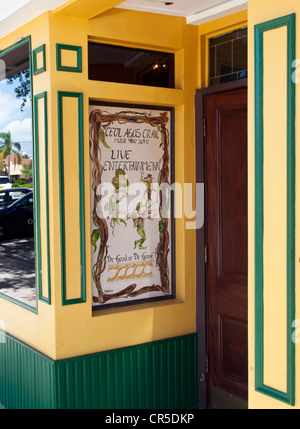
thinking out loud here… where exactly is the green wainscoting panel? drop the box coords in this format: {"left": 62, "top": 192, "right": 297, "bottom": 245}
{"left": 0, "top": 332, "right": 198, "bottom": 409}
{"left": 0, "top": 334, "right": 55, "bottom": 409}
{"left": 254, "top": 13, "right": 295, "bottom": 405}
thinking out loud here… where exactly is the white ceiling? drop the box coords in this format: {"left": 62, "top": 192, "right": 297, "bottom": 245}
{"left": 0, "top": 0, "right": 69, "bottom": 39}
{"left": 0, "top": 0, "right": 67, "bottom": 22}
{"left": 116, "top": 0, "right": 247, "bottom": 24}
{"left": 0, "top": 0, "right": 247, "bottom": 39}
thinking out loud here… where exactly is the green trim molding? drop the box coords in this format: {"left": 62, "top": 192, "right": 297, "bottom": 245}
{"left": 254, "top": 13, "right": 295, "bottom": 405}
{"left": 56, "top": 44, "right": 82, "bottom": 73}
{"left": 0, "top": 332, "right": 198, "bottom": 409}
{"left": 33, "top": 44, "right": 46, "bottom": 75}
{"left": 30, "top": 37, "right": 41, "bottom": 314}
{"left": 0, "top": 35, "right": 31, "bottom": 58}
{"left": 34, "top": 92, "right": 51, "bottom": 304}
{"left": 57, "top": 91, "right": 86, "bottom": 305}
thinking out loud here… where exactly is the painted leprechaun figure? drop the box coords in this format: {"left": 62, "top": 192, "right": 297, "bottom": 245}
{"left": 132, "top": 202, "right": 147, "bottom": 250}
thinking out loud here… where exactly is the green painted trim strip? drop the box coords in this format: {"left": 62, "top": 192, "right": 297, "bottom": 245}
{"left": 31, "top": 44, "right": 42, "bottom": 312}
{"left": 0, "top": 36, "right": 38, "bottom": 313}
{"left": 56, "top": 44, "right": 82, "bottom": 73}
{"left": 0, "top": 292, "right": 37, "bottom": 313}
{"left": 0, "top": 36, "right": 31, "bottom": 57}
{"left": 57, "top": 91, "right": 86, "bottom": 305}
{"left": 33, "top": 44, "right": 46, "bottom": 75}
{"left": 29, "top": 36, "right": 40, "bottom": 314}
{"left": 254, "top": 13, "right": 295, "bottom": 406}
{"left": 34, "top": 92, "right": 51, "bottom": 304}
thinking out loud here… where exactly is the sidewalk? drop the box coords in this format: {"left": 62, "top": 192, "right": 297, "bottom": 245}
{"left": 0, "top": 238, "right": 36, "bottom": 308}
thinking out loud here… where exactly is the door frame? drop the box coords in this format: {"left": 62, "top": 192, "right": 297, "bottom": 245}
{"left": 195, "top": 78, "right": 248, "bottom": 409}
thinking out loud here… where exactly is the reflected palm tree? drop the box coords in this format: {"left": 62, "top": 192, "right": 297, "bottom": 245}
{"left": 0, "top": 131, "right": 21, "bottom": 179}
{"left": 0, "top": 158, "right": 7, "bottom": 175}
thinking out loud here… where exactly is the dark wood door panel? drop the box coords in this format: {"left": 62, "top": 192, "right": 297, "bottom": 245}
{"left": 206, "top": 87, "right": 248, "bottom": 402}
{"left": 216, "top": 283, "right": 247, "bottom": 321}
{"left": 219, "top": 315, "right": 248, "bottom": 383}
{"left": 218, "top": 106, "right": 248, "bottom": 284}
{"left": 217, "top": 315, "right": 248, "bottom": 399}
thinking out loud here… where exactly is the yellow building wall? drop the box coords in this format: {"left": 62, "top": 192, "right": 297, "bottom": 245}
{"left": 248, "top": 0, "right": 299, "bottom": 409}
{"left": 51, "top": 8, "right": 198, "bottom": 359}
{"left": 5, "top": 0, "right": 299, "bottom": 411}
{"left": 0, "top": 12, "right": 57, "bottom": 357}
{"left": 0, "top": 3, "right": 199, "bottom": 361}
{"left": 197, "top": 10, "right": 247, "bottom": 87}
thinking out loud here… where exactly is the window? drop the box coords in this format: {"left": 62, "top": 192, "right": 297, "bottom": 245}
{"left": 209, "top": 27, "right": 247, "bottom": 86}
{"left": 0, "top": 189, "right": 31, "bottom": 207}
{"left": 10, "top": 190, "right": 29, "bottom": 201}
{"left": 0, "top": 177, "right": 11, "bottom": 184}
{"left": 88, "top": 42, "right": 174, "bottom": 88}
{"left": 0, "top": 38, "right": 36, "bottom": 309}
{"left": 17, "top": 193, "right": 33, "bottom": 208}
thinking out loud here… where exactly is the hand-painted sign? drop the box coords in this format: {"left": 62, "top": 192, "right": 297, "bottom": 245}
{"left": 89, "top": 102, "right": 174, "bottom": 308}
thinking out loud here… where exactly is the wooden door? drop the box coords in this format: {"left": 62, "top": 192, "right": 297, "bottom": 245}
{"left": 205, "top": 87, "right": 248, "bottom": 404}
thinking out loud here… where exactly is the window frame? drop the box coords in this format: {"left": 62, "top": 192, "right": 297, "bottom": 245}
{"left": 87, "top": 41, "right": 175, "bottom": 89}
{"left": 0, "top": 36, "right": 38, "bottom": 313}
{"left": 208, "top": 26, "right": 248, "bottom": 86}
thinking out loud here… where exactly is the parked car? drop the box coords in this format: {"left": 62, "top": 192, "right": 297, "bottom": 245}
{"left": 0, "top": 187, "right": 32, "bottom": 209}
{"left": 0, "top": 176, "right": 12, "bottom": 190}
{"left": 0, "top": 191, "right": 34, "bottom": 240}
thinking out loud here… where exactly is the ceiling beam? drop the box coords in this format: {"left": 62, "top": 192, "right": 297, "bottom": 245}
{"left": 54, "top": 0, "right": 123, "bottom": 19}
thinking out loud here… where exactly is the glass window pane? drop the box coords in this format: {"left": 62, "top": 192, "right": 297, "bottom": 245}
{"left": 233, "top": 36, "right": 247, "bottom": 73}
{"left": 209, "top": 27, "right": 247, "bottom": 86}
{"left": 215, "top": 40, "right": 232, "bottom": 78}
{"left": 0, "top": 40, "right": 36, "bottom": 309}
{"left": 209, "top": 45, "right": 215, "bottom": 81}
{"left": 209, "top": 29, "right": 237, "bottom": 46}
{"left": 88, "top": 42, "right": 174, "bottom": 88}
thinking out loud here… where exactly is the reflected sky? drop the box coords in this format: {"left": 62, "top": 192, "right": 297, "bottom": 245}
{"left": 0, "top": 68, "right": 32, "bottom": 157}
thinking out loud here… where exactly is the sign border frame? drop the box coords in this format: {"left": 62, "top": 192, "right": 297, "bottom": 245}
{"left": 89, "top": 100, "right": 176, "bottom": 311}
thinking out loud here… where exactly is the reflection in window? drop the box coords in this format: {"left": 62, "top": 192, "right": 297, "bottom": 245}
{"left": 0, "top": 39, "right": 36, "bottom": 309}
{"left": 209, "top": 27, "right": 247, "bottom": 86}
{"left": 88, "top": 42, "right": 174, "bottom": 88}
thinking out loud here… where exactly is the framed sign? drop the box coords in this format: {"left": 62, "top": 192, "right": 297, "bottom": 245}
{"left": 89, "top": 102, "right": 175, "bottom": 309}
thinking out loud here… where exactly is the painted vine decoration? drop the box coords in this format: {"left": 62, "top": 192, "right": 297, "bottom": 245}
{"left": 89, "top": 108, "right": 171, "bottom": 304}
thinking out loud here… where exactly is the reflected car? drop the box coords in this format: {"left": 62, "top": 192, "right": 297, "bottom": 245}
{"left": 0, "top": 176, "right": 12, "bottom": 190}
{"left": 0, "top": 187, "right": 32, "bottom": 209}
{"left": 0, "top": 191, "right": 34, "bottom": 240}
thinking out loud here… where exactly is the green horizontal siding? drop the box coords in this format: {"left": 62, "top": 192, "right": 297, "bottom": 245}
{"left": 0, "top": 332, "right": 198, "bottom": 409}
{"left": 0, "top": 334, "right": 55, "bottom": 409}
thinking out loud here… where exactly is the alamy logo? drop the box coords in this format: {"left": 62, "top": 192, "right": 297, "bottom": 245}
{"left": 292, "top": 319, "right": 300, "bottom": 343}
{"left": 96, "top": 181, "right": 204, "bottom": 230}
